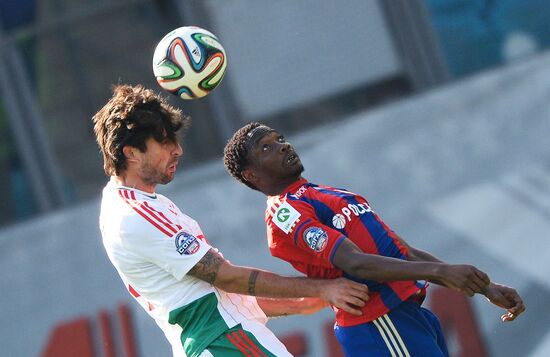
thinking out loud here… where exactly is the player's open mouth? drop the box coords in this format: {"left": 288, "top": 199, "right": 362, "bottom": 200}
{"left": 286, "top": 153, "right": 298, "bottom": 165}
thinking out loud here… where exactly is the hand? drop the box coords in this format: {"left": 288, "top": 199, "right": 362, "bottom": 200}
{"left": 434, "top": 264, "right": 490, "bottom": 297}
{"left": 319, "top": 277, "right": 369, "bottom": 316}
{"left": 483, "top": 282, "right": 525, "bottom": 322}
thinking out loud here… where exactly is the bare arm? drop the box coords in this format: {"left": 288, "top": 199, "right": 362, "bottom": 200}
{"left": 332, "top": 238, "right": 490, "bottom": 296}
{"left": 396, "top": 234, "right": 443, "bottom": 263}
{"left": 256, "top": 297, "right": 328, "bottom": 317}
{"left": 397, "top": 235, "right": 525, "bottom": 320}
{"left": 188, "top": 249, "right": 368, "bottom": 315}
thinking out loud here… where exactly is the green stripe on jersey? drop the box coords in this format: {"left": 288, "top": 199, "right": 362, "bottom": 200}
{"left": 168, "top": 292, "right": 230, "bottom": 357}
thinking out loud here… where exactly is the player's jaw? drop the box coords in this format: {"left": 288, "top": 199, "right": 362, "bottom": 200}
{"left": 139, "top": 152, "right": 181, "bottom": 186}
{"left": 283, "top": 148, "right": 304, "bottom": 177}
{"left": 163, "top": 159, "right": 179, "bottom": 182}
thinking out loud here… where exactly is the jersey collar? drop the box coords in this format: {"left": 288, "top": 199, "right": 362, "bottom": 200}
{"left": 108, "top": 177, "right": 158, "bottom": 199}
{"left": 278, "top": 178, "right": 309, "bottom": 198}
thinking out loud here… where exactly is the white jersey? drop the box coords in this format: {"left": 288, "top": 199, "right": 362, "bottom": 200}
{"left": 99, "top": 178, "right": 267, "bottom": 357}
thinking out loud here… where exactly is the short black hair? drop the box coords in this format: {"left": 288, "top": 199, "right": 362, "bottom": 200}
{"left": 223, "top": 122, "right": 264, "bottom": 190}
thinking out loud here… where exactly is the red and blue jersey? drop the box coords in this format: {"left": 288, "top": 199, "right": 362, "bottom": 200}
{"left": 265, "top": 179, "right": 426, "bottom": 327}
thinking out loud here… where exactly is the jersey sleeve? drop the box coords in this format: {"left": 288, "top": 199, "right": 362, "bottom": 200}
{"left": 120, "top": 215, "right": 212, "bottom": 280}
{"left": 268, "top": 199, "right": 346, "bottom": 267}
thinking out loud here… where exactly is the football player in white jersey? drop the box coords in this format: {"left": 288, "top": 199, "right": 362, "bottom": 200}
{"left": 93, "top": 84, "right": 369, "bottom": 357}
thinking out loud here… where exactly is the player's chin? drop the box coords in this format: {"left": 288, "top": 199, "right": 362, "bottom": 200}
{"left": 160, "top": 173, "right": 175, "bottom": 184}
{"left": 291, "top": 163, "right": 305, "bottom": 176}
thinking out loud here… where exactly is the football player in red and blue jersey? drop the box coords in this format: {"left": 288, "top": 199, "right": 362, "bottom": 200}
{"left": 224, "top": 122, "right": 525, "bottom": 356}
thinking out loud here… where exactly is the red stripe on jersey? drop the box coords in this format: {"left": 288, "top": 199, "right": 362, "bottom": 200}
{"left": 343, "top": 217, "right": 380, "bottom": 255}
{"left": 196, "top": 234, "right": 211, "bottom": 244}
{"left": 138, "top": 202, "right": 177, "bottom": 234}
{"left": 238, "top": 330, "right": 267, "bottom": 357}
{"left": 226, "top": 333, "right": 254, "bottom": 357}
{"left": 125, "top": 190, "right": 180, "bottom": 234}
{"left": 128, "top": 285, "right": 140, "bottom": 298}
{"left": 143, "top": 202, "right": 183, "bottom": 231}
{"left": 118, "top": 190, "right": 172, "bottom": 237}
{"left": 127, "top": 284, "right": 155, "bottom": 312}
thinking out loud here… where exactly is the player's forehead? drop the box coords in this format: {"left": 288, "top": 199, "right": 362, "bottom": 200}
{"left": 245, "top": 126, "right": 276, "bottom": 151}
{"left": 145, "top": 129, "right": 181, "bottom": 148}
{"left": 255, "top": 130, "right": 281, "bottom": 144}
{"left": 249, "top": 131, "right": 280, "bottom": 155}
{"left": 243, "top": 130, "right": 276, "bottom": 166}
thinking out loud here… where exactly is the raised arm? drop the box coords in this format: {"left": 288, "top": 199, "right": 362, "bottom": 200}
{"left": 188, "top": 248, "right": 368, "bottom": 316}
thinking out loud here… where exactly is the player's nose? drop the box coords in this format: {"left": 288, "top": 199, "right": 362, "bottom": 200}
{"left": 174, "top": 143, "right": 183, "bottom": 156}
{"left": 278, "top": 141, "right": 291, "bottom": 153}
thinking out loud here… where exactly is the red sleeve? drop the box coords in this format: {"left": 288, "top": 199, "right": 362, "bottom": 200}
{"left": 267, "top": 199, "right": 346, "bottom": 268}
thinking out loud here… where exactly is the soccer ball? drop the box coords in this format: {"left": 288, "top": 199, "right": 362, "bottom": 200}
{"left": 152, "top": 26, "right": 227, "bottom": 100}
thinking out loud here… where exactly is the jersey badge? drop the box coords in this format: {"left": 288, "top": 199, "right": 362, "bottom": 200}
{"left": 303, "top": 226, "right": 328, "bottom": 252}
{"left": 272, "top": 201, "right": 301, "bottom": 234}
{"left": 175, "top": 231, "right": 200, "bottom": 255}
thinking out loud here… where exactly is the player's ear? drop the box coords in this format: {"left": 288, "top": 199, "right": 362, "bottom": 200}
{"left": 241, "top": 167, "right": 258, "bottom": 186}
{"left": 123, "top": 146, "right": 139, "bottom": 163}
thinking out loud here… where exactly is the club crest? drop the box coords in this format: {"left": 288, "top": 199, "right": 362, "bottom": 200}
{"left": 175, "top": 231, "right": 200, "bottom": 255}
{"left": 303, "top": 226, "right": 328, "bottom": 252}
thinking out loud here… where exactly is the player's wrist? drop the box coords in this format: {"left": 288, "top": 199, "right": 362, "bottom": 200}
{"left": 317, "top": 278, "right": 338, "bottom": 300}
{"left": 424, "top": 262, "right": 447, "bottom": 282}
{"left": 480, "top": 282, "right": 496, "bottom": 296}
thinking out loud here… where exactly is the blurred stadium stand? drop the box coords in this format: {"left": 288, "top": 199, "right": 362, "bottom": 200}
{"left": 0, "top": 0, "right": 549, "bottom": 356}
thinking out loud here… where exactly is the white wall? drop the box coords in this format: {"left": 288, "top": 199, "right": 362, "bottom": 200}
{"left": 205, "top": 0, "right": 401, "bottom": 119}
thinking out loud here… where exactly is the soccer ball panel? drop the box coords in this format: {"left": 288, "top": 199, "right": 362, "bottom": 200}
{"left": 152, "top": 26, "right": 227, "bottom": 100}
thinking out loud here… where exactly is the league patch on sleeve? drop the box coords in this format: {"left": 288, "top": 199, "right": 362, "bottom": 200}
{"left": 175, "top": 231, "right": 200, "bottom": 255}
{"left": 303, "top": 226, "right": 328, "bottom": 252}
{"left": 272, "top": 201, "right": 301, "bottom": 234}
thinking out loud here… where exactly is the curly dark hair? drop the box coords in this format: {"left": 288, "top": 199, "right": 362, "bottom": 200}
{"left": 92, "top": 84, "right": 190, "bottom": 176}
{"left": 223, "top": 122, "right": 264, "bottom": 190}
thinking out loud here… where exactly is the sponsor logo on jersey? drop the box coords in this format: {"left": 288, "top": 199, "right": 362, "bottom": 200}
{"left": 303, "top": 226, "right": 328, "bottom": 252}
{"left": 175, "top": 231, "right": 200, "bottom": 255}
{"left": 272, "top": 201, "right": 301, "bottom": 234}
{"left": 290, "top": 185, "right": 307, "bottom": 199}
{"left": 332, "top": 213, "right": 347, "bottom": 229}
{"left": 334, "top": 202, "right": 373, "bottom": 225}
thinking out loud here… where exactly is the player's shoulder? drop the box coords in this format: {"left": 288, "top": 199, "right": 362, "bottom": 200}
{"left": 306, "top": 183, "right": 366, "bottom": 203}
{"left": 285, "top": 181, "right": 345, "bottom": 201}
{"left": 265, "top": 197, "right": 303, "bottom": 238}
{"left": 104, "top": 188, "right": 162, "bottom": 227}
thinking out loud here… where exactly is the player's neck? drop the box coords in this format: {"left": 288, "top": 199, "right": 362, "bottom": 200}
{"left": 113, "top": 173, "right": 156, "bottom": 194}
{"left": 263, "top": 176, "right": 304, "bottom": 196}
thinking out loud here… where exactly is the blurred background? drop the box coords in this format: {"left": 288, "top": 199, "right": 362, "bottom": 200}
{"left": 1, "top": 0, "right": 549, "bottom": 356}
